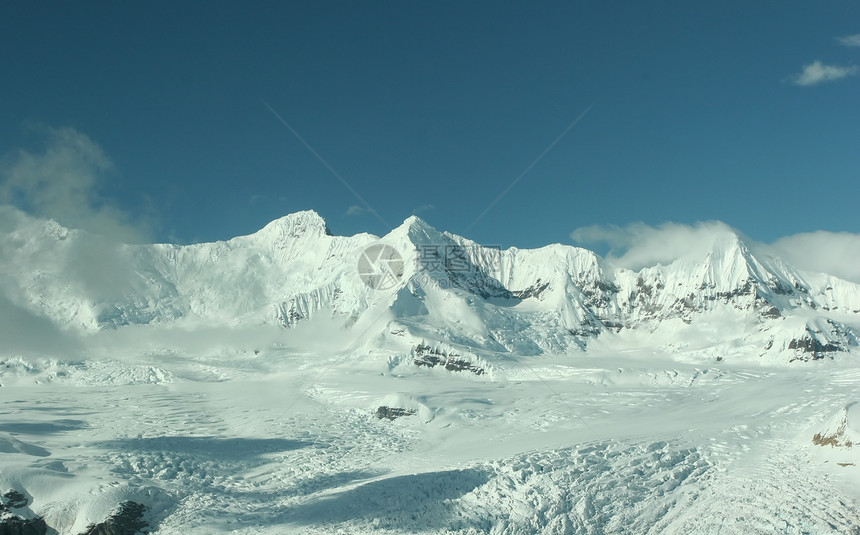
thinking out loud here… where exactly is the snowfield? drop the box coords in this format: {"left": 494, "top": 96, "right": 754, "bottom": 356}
{"left": 1, "top": 208, "right": 859, "bottom": 533}
{"left": 2, "top": 345, "right": 859, "bottom": 533}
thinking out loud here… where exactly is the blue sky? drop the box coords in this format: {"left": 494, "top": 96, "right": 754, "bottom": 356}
{"left": 1, "top": 2, "right": 858, "bottom": 250}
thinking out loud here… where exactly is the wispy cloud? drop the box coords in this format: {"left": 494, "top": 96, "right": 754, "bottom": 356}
{"left": 0, "top": 292, "right": 83, "bottom": 357}
{"left": 571, "top": 221, "right": 737, "bottom": 270}
{"left": 571, "top": 221, "right": 860, "bottom": 284}
{"left": 790, "top": 60, "right": 858, "bottom": 86}
{"left": 767, "top": 231, "right": 860, "bottom": 284}
{"left": 837, "top": 34, "right": 860, "bottom": 47}
{"left": 0, "top": 125, "right": 149, "bottom": 242}
{"left": 411, "top": 204, "right": 435, "bottom": 216}
{"left": 345, "top": 204, "right": 367, "bottom": 216}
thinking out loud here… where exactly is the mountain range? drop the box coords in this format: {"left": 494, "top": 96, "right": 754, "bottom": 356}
{"left": 2, "top": 206, "right": 858, "bottom": 363}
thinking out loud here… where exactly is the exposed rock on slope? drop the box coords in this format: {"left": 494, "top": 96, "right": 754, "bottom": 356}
{"left": 0, "top": 490, "right": 48, "bottom": 535}
{"left": 814, "top": 402, "right": 860, "bottom": 447}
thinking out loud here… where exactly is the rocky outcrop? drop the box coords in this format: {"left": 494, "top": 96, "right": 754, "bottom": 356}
{"left": 512, "top": 280, "right": 550, "bottom": 300}
{"left": 375, "top": 407, "right": 417, "bottom": 421}
{"left": 1, "top": 493, "right": 27, "bottom": 511}
{"left": 788, "top": 337, "right": 841, "bottom": 358}
{"left": 78, "top": 501, "right": 148, "bottom": 535}
{"left": 0, "top": 491, "right": 48, "bottom": 535}
{"left": 0, "top": 516, "right": 48, "bottom": 535}
{"left": 786, "top": 319, "right": 857, "bottom": 361}
{"left": 413, "top": 344, "right": 484, "bottom": 375}
{"left": 813, "top": 402, "right": 859, "bottom": 448}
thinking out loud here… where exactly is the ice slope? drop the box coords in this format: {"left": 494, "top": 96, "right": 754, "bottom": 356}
{"left": 1, "top": 206, "right": 859, "bottom": 362}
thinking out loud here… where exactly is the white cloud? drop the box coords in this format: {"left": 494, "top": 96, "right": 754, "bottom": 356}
{"left": 411, "top": 203, "right": 435, "bottom": 216}
{"left": 768, "top": 231, "right": 860, "bottom": 284}
{"left": 791, "top": 60, "right": 858, "bottom": 86}
{"left": 571, "top": 221, "right": 860, "bottom": 284}
{"left": 0, "top": 125, "right": 147, "bottom": 242}
{"left": 0, "top": 293, "right": 83, "bottom": 357}
{"left": 571, "top": 221, "right": 738, "bottom": 270}
{"left": 837, "top": 34, "right": 860, "bottom": 47}
{"left": 570, "top": 224, "right": 633, "bottom": 251}
{"left": 345, "top": 204, "right": 367, "bottom": 216}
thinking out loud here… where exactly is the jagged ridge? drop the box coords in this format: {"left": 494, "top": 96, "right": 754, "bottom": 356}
{"left": 1, "top": 206, "right": 858, "bottom": 361}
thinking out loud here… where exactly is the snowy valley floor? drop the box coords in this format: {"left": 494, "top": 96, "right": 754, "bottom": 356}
{"left": 1, "top": 346, "right": 859, "bottom": 534}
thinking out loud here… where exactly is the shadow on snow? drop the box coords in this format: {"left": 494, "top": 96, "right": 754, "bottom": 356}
{"left": 96, "top": 436, "right": 309, "bottom": 460}
{"left": 0, "top": 419, "right": 87, "bottom": 435}
{"left": 287, "top": 468, "right": 491, "bottom": 528}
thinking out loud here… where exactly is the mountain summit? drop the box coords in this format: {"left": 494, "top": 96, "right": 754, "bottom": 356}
{"left": 1, "top": 209, "right": 858, "bottom": 362}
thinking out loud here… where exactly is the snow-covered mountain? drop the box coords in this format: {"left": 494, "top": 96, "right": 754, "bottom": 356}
{"left": 4, "top": 206, "right": 860, "bottom": 535}
{"left": 2, "top": 206, "right": 858, "bottom": 362}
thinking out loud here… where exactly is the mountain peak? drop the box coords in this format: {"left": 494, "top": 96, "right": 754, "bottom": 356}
{"left": 387, "top": 215, "right": 443, "bottom": 246}
{"left": 694, "top": 229, "right": 750, "bottom": 265}
{"left": 634, "top": 226, "right": 751, "bottom": 271}
{"left": 707, "top": 228, "right": 746, "bottom": 252}
{"left": 252, "top": 210, "right": 330, "bottom": 241}
{"left": 402, "top": 214, "right": 432, "bottom": 229}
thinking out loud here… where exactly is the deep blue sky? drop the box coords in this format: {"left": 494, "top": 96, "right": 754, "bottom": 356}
{"left": 2, "top": 2, "right": 858, "bottom": 248}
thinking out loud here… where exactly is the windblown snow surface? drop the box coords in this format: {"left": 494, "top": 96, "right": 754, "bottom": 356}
{"left": 1, "top": 207, "right": 859, "bottom": 534}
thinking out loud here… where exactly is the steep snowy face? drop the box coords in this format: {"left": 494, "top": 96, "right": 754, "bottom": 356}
{"left": 0, "top": 208, "right": 149, "bottom": 329}
{"left": 1, "top": 207, "right": 858, "bottom": 361}
{"left": 0, "top": 208, "right": 379, "bottom": 330}
{"left": 373, "top": 219, "right": 859, "bottom": 359}
{"left": 248, "top": 209, "right": 332, "bottom": 242}
{"left": 614, "top": 231, "right": 789, "bottom": 324}
{"left": 146, "top": 210, "right": 374, "bottom": 328}
{"left": 603, "top": 231, "right": 860, "bottom": 358}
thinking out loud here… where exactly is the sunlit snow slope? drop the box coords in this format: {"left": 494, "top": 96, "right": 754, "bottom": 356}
{"left": 2, "top": 206, "right": 858, "bottom": 362}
